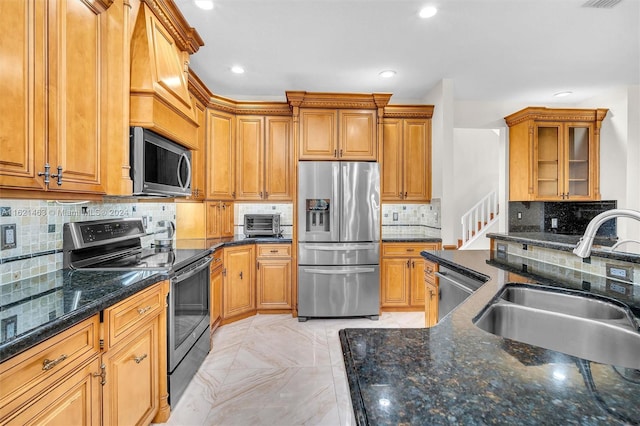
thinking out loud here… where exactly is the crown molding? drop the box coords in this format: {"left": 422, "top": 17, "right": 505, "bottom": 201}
{"left": 505, "top": 107, "right": 609, "bottom": 127}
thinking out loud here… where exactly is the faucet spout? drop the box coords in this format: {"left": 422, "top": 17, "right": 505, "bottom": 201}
{"left": 573, "top": 209, "right": 640, "bottom": 258}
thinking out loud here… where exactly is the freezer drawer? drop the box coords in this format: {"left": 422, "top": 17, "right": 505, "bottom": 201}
{"left": 298, "top": 242, "right": 379, "bottom": 266}
{"left": 298, "top": 265, "right": 380, "bottom": 319}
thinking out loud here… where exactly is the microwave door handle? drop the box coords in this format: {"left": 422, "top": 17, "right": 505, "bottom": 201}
{"left": 177, "top": 153, "right": 192, "bottom": 190}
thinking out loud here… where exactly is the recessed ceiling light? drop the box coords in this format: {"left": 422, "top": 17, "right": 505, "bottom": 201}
{"left": 231, "top": 65, "right": 245, "bottom": 74}
{"left": 553, "top": 91, "right": 573, "bottom": 98}
{"left": 419, "top": 6, "right": 438, "bottom": 18}
{"left": 194, "top": 0, "right": 214, "bottom": 10}
{"left": 379, "top": 70, "right": 396, "bottom": 78}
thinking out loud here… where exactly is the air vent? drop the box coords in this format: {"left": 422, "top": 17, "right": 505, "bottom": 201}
{"left": 582, "top": 0, "right": 622, "bottom": 8}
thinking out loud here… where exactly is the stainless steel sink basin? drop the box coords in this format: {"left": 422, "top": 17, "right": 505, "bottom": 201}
{"left": 474, "top": 284, "right": 640, "bottom": 370}
{"left": 499, "top": 286, "right": 627, "bottom": 320}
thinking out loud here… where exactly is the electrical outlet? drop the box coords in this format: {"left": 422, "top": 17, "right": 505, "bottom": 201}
{"left": 393, "top": 212, "right": 398, "bottom": 221}
{"left": 551, "top": 218, "right": 558, "bottom": 228}
{"left": 1, "top": 224, "right": 17, "bottom": 249}
{"left": 517, "top": 212, "right": 522, "bottom": 220}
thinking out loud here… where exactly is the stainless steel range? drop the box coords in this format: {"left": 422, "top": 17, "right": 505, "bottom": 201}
{"left": 63, "top": 218, "right": 211, "bottom": 406}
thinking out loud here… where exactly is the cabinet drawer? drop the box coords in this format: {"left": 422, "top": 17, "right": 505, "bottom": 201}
{"left": 210, "top": 249, "right": 224, "bottom": 270}
{"left": 257, "top": 244, "right": 291, "bottom": 258}
{"left": 382, "top": 243, "right": 439, "bottom": 257}
{"left": 104, "top": 282, "right": 166, "bottom": 349}
{"left": 0, "top": 315, "right": 100, "bottom": 417}
{"left": 424, "top": 260, "right": 438, "bottom": 285}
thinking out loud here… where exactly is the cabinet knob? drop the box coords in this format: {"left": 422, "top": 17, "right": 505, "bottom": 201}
{"left": 406, "top": 260, "right": 410, "bottom": 268}
{"left": 38, "top": 163, "right": 51, "bottom": 185}
{"left": 404, "top": 192, "right": 408, "bottom": 198}
{"left": 239, "top": 271, "right": 243, "bottom": 279}
{"left": 93, "top": 363, "right": 107, "bottom": 385}
{"left": 51, "top": 166, "right": 63, "bottom": 185}
{"left": 260, "top": 192, "right": 263, "bottom": 199}
{"left": 334, "top": 149, "right": 337, "bottom": 158}
{"left": 339, "top": 149, "right": 343, "bottom": 157}
{"left": 412, "top": 260, "right": 415, "bottom": 268}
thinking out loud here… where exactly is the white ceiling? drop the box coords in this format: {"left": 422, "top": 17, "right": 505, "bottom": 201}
{"left": 174, "top": 0, "right": 639, "bottom": 105}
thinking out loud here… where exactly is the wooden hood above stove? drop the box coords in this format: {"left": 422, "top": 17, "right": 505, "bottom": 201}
{"left": 130, "top": 0, "right": 204, "bottom": 148}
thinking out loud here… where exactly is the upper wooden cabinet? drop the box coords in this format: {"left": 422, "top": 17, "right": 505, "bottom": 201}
{"left": 206, "top": 201, "right": 234, "bottom": 239}
{"left": 206, "top": 107, "right": 236, "bottom": 200}
{"left": 236, "top": 115, "right": 293, "bottom": 201}
{"left": 505, "top": 107, "right": 608, "bottom": 201}
{"left": 287, "top": 91, "right": 392, "bottom": 161}
{"left": 0, "top": 0, "right": 125, "bottom": 196}
{"left": 130, "top": 1, "right": 203, "bottom": 149}
{"left": 187, "top": 72, "right": 212, "bottom": 201}
{"left": 381, "top": 105, "right": 434, "bottom": 202}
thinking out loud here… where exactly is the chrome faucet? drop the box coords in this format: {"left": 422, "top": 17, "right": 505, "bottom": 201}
{"left": 573, "top": 209, "right": 640, "bottom": 258}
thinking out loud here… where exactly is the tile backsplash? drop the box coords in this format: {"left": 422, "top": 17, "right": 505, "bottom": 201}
{"left": 0, "top": 199, "right": 176, "bottom": 283}
{"left": 381, "top": 199, "right": 441, "bottom": 228}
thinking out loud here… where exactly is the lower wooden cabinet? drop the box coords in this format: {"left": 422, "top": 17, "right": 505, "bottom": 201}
{"left": 256, "top": 244, "right": 292, "bottom": 311}
{"left": 424, "top": 260, "right": 439, "bottom": 327}
{"left": 210, "top": 249, "right": 224, "bottom": 339}
{"left": 223, "top": 245, "right": 256, "bottom": 322}
{"left": 381, "top": 242, "right": 440, "bottom": 311}
{"left": 0, "top": 316, "right": 101, "bottom": 425}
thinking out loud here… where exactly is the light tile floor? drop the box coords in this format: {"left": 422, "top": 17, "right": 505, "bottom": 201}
{"left": 161, "top": 312, "right": 425, "bottom": 426}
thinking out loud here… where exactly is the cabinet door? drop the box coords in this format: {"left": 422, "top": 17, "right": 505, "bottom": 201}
{"left": 380, "top": 258, "right": 410, "bottom": 307}
{"left": 409, "top": 258, "right": 425, "bottom": 306}
{"left": 189, "top": 94, "right": 207, "bottom": 200}
{"left": 210, "top": 254, "right": 223, "bottom": 332}
{"left": 264, "top": 116, "right": 293, "bottom": 200}
{"left": 564, "top": 123, "right": 595, "bottom": 200}
{"left": 236, "top": 116, "right": 264, "bottom": 200}
{"left": 424, "top": 281, "right": 438, "bottom": 327}
{"left": 3, "top": 357, "right": 102, "bottom": 426}
{"left": 102, "top": 322, "right": 159, "bottom": 426}
{"left": 47, "top": 0, "right": 106, "bottom": 193}
{"left": 221, "top": 202, "right": 235, "bottom": 237}
{"left": 256, "top": 258, "right": 291, "bottom": 309}
{"left": 0, "top": 0, "right": 46, "bottom": 190}
{"left": 534, "top": 123, "right": 563, "bottom": 200}
{"left": 338, "top": 110, "right": 377, "bottom": 161}
{"left": 206, "top": 110, "right": 235, "bottom": 199}
{"left": 299, "top": 109, "right": 338, "bottom": 160}
{"left": 206, "top": 202, "right": 222, "bottom": 238}
{"left": 403, "top": 119, "right": 431, "bottom": 201}
{"left": 223, "top": 246, "right": 255, "bottom": 318}
{"left": 381, "top": 120, "right": 403, "bottom": 201}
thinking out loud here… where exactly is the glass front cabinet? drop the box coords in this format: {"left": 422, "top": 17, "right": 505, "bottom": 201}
{"left": 506, "top": 107, "right": 608, "bottom": 202}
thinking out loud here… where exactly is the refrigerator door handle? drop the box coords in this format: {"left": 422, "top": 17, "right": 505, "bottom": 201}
{"left": 303, "top": 268, "right": 376, "bottom": 275}
{"left": 332, "top": 162, "right": 341, "bottom": 242}
{"left": 300, "top": 243, "right": 378, "bottom": 251}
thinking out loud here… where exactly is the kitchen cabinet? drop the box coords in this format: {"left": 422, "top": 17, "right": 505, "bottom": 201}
{"left": 381, "top": 106, "right": 434, "bottom": 202}
{"left": 381, "top": 242, "right": 440, "bottom": 310}
{"left": 505, "top": 107, "right": 608, "bottom": 201}
{"left": 236, "top": 116, "right": 293, "bottom": 201}
{"left": 206, "top": 109, "right": 236, "bottom": 200}
{"left": 223, "top": 245, "right": 256, "bottom": 322}
{"left": 424, "top": 260, "right": 439, "bottom": 327}
{"left": 0, "top": 0, "right": 117, "bottom": 196}
{"left": 0, "top": 316, "right": 101, "bottom": 425}
{"left": 256, "top": 244, "right": 292, "bottom": 311}
{"left": 298, "top": 109, "right": 377, "bottom": 160}
{"left": 188, "top": 92, "right": 207, "bottom": 200}
{"left": 102, "top": 281, "right": 170, "bottom": 424}
{"left": 210, "top": 248, "right": 224, "bottom": 336}
{"left": 206, "top": 201, "right": 234, "bottom": 239}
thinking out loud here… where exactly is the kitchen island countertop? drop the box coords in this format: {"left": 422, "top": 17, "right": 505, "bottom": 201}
{"left": 340, "top": 249, "right": 640, "bottom": 425}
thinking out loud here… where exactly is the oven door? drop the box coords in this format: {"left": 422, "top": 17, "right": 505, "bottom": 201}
{"left": 168, "top": 257, "right": 212, "bottom": 371}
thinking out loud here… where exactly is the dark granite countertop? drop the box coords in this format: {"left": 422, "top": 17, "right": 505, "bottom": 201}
{"left": 341, "top": 250, "right": 640, "bottom": 425}
{"left": 488, "top": 232, "right": 640, "bottom": 263}
{"left": 0, "top": 269, "right": 168, "bottom": 362}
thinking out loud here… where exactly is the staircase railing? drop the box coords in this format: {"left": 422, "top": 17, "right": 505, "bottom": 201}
{"left": 460, "top": 190, "right": 499, "bottom": 247}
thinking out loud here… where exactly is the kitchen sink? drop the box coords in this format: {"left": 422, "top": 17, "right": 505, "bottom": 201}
{"left": 473, "top": 284, "right": 640, "bottom": 370}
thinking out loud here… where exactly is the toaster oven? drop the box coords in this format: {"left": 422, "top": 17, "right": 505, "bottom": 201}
{"left": 244, "top": 214, "right": 281, "bottom": 237}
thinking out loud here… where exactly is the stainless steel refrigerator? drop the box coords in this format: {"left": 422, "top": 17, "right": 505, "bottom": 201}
{"left": 297, "top": 161, "right": 380, "bottom": 321}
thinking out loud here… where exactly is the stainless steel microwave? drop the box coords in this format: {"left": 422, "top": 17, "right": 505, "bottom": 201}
{"left": 130, "top": 127, "right": 192, "bottom": 197}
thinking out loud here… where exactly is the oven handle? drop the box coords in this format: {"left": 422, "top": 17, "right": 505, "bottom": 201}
{"left": 435, "top": 271, "right": 474, "bottom": 295}
{"left": 303, "top": 267, "right": 375, "bottom": 275}
{"left": 172, "top": 257, "right": 213, "bottom": 283}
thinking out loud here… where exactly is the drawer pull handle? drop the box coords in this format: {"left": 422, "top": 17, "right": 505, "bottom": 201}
{"left": 270, "top": 249, "right": 278, "bottom": 253}
{"left": 134, "top": 354, "right": 148, "bottom": 364}
{"left": 137, "top": 306, "right": 152, "bottom": 315}
{"left": 93, "top": 363, "right": 107, "bottom": 385}
{"left": 42, "top": 354, "right": 67, "bottom": 371}
{"left": 406, "top": 248, "right": 415, "bottom": 252}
